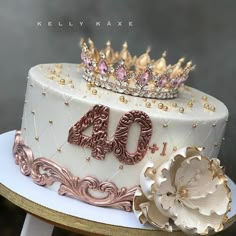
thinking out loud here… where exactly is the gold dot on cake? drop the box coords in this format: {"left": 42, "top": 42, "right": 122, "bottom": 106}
{"left": 64, "top": 101, "right": 69, "bottom": 106}
{"left": 158, "top": 103, "right": 164, "bottom": 109}
{"left": 119, "top": 165, "right": 124, "bottom": 170}
{"left": 145, "top": 102, "right": 151, "bottom": 108}
{"left": 188, "top": 101, "right": 193, "bottom": 108}
{"left": 192, "top": 123, "right": 197, "bottom": 128}
{"left": 119, "top": 95, "right": 125, "bottom": 103}
{"left": 59, "top": 79, "right": 65, "bottom": 85}
{"left": 179, "top": 107, "right": 184, "bottom": 113}
{"left": 214, "top": 143, "right": 218, "bottom": 147}
{"left": 203, "top": 103, "right": 209, "bottom": 109}
{"left": 86, "top": 157, "right": 91, "bottom": 161}
{"left": 202, "top": 95, "right": 208, "bottom": 101}
{"left": 49, "top": 120, "right": 53, "bottom": 124}
{"left": 173, "top": 147, "right": 177, "bottom": 152}
{"left": 35, "top": 136, "right": 39, "bottom": 141}
{"left": 42, "top": 91, "right": 46, "bottom": 96}
{"left": 163, "top": 105, "right": 168, "bottom": 111}
{"left": 210, "top": 106, "right": 216, "bottom": 112}
{"left": 163, "top": 123, "right": 168, "bottom": 128}
{"left": 57, "top": 147, "right": 62, "bottom": 152}
{"left": 212, "top": 123, "right": 216, "bottom": 127}
{"left": 92, "top": 89, "right": 97, "bottom": 95}
{"left": 31, "top": 110, "right": 35, "bottom": 115}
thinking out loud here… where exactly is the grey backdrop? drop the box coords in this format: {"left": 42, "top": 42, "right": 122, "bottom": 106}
{"left": 0, "top": 0, "right": 236, "bottom": 235}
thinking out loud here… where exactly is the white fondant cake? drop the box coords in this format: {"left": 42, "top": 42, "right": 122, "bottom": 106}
{"left": 20, "top": 63, "right": 228, "bottom": 194}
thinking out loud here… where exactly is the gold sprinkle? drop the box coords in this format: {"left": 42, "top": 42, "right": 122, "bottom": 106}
{"left": 59, "top": 79, "right": 65, "bottom": 85}
{"left": 204, "top": 103, "right": 209, "bottom": 109}
{"left": 119, "top": 165, "right": 124, "bottom": 170}
{"left": 212, "top": 123, "right": 216, "bottom": 127}
{"left": 86, "top": 157, "right": 91, "bottom": 161}
{"left": 92, "top": 89, "right": 97, "bottom": 95}
{"left": 163, "top": 105, "right": 168, "bottom": 111}
{"left": 87, "top": 82, "right": 92, "bottom": 90}
{"left": 173, "top": 147, "right": 177, "bottom": 152}
{"left": 42, "top": 92, "right": 46, "bottom": 96}
{"left": 179, "top": 107, "right": 184, "bottom": 113}
{"left": 124, "top": 99, "right": 128, "bottom": 104}
{"left": 214, "top": 143, "right": 218, "bottom": 147}
{"left": 192, "top": 123, "right": 197, "bottom": 128}
{"left": 57, "top": 147, "right": 62, "bottom": 152}
{"left": 188, "top": 101, "right": 193, "bottom": 108}
{"left": 158, "top": 103, "right": 164, "bottom": 109}
{"left": 49, "top": 120, "right": 53, "bottom": 124}
{"left": 35, "top": 136, "right": 39, "bottom": 141}
{"left": 64, "top": 101, "right": 69, "bottom": 106}
{"left": 119, "top": 96, "right": 125, "bottom": 103}
{"left": 202, "top": 95, "right": 208, "bottom": 101}
{"left": 210, "top": 106, "right": 216, "bottom": 112}
{"left": 146, "top": 102, "right": 151, "bottom": 108}
{"left": 163, "top": 123, "right": 168, "bottom": 128}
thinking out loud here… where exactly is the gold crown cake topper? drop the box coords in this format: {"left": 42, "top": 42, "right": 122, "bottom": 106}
{"left": 80, "top": 38, "right": 195, "bottom": 99}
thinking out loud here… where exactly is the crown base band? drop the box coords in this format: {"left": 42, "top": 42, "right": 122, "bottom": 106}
{"left": 83, "top": 70, "right": 178, "bottom": 100}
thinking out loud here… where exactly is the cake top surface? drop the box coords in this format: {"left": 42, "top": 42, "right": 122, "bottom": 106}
{"left": 28, "top": 63, "right": 228, "bottom": 121}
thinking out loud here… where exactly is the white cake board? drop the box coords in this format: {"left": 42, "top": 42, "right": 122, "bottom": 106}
{"left": 0, "top": 130, "right": 235, "bottom": 236}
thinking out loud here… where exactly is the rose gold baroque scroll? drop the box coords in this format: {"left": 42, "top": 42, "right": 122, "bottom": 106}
{"left": 13, "top": 132, "right": 137, "bottom": 211}
{"left": 113, "top": 110, "right": 152, "bottom": 165}
{"left": 30, "top": 158, "right": 136, "bottom": 211}
{"left": 13, "top": 131, "right": 34, "bottom": 175}
{"left": 68, "top": 104, "right": 112, "bottom": 160}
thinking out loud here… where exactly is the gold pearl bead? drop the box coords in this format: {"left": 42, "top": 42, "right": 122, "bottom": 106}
{"left": 192, "top": 123, "right": 197, "bottom": 128}
{"left": 119, "top": 96, "right": 125, "bottom": 103}
{"left": 163, "top": 105, "right": 168, "bottom": 111}
{"left": 204, "top": 103, "right": 209, "bottom": 109}
{"left": 119, "top": 165, "right": 124, "bottom": 170}
{"left": 42, "top": 92, "right": 46, "bottom": 96}
{"left": 57, "top": 147, "right": 62, "bottom": 152}
{"left": 173, "top": 147, "right": 177, "bottom": 152}
{"left": 86, "top": 157, "right": 91, "bottom": 161}
{"left": 212, "top": 123, "right": 216, "bottom": 127}
{"left": 188, "top": 101, "right": 193, "bottom": 108}
{"left": 202, "top": 95, "right": 208, "bottom": 101}
{"left": 210, "top": 106, "right": 216, "bottom": 112}
{"left": 92, "top": 89, "right": 97, "bottom": 95}
{"left": 158, "top": 103, "right": 164, "bottom": 109}
{"left": 59, "top": 79, "right": 65, "bottom": 85}
{"left": 35, "top": 136, "right": 39, "bottom": 141}
{"left": 179, "top": 107, "right": 184, "bottom": 113}
{"left": 146, "top": 102, "right": 151, "bottom": 108}
{"left": 163, "top": 123, "right": 168, "bottom": 128}
{"left": 64, "top": 101, "right": 69, "bottom": 106}
{"left": 49, "top": 120, "right": 53, "bottom": 124}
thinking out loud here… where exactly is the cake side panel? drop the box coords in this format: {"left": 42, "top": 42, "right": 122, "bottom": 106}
{"left": 20, "top": 64, "right": 229, "bottom": 191}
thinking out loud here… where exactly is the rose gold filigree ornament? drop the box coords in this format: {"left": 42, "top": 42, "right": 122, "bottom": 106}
{"left": 133, "top": 147, "right": 231, "bottom": 235}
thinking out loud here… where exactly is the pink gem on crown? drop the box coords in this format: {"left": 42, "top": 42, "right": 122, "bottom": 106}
{"left": 80, "top": 39, "right": 195, "bottom": 99}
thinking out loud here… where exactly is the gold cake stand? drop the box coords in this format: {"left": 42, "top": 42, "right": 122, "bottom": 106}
{"left": 0, "top": 131, "right": 235, "bottom": 236}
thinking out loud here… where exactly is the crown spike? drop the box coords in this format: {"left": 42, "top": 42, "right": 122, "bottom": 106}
{"left": 104, "top": 40, "right": 115, "bottom": 63}
{"left": 88, "top": 38, "right": 99, "bottom": 60}
{"left": 162, "top": 50, "right": 167, "bottom": 58}
{"left": 120, "top": 41, "right": 132, "bottom": 67}
{"left": 135, "top": 48, "right": 151, "bottom": 73}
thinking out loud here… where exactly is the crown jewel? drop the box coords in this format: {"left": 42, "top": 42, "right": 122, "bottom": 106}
{"left": 80, "top": 39, "right": 195, "bottom": 99}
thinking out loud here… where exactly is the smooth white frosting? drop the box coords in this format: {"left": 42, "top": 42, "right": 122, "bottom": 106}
{"left": 21, "top": 63, "right": 228, "bottom": 191}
